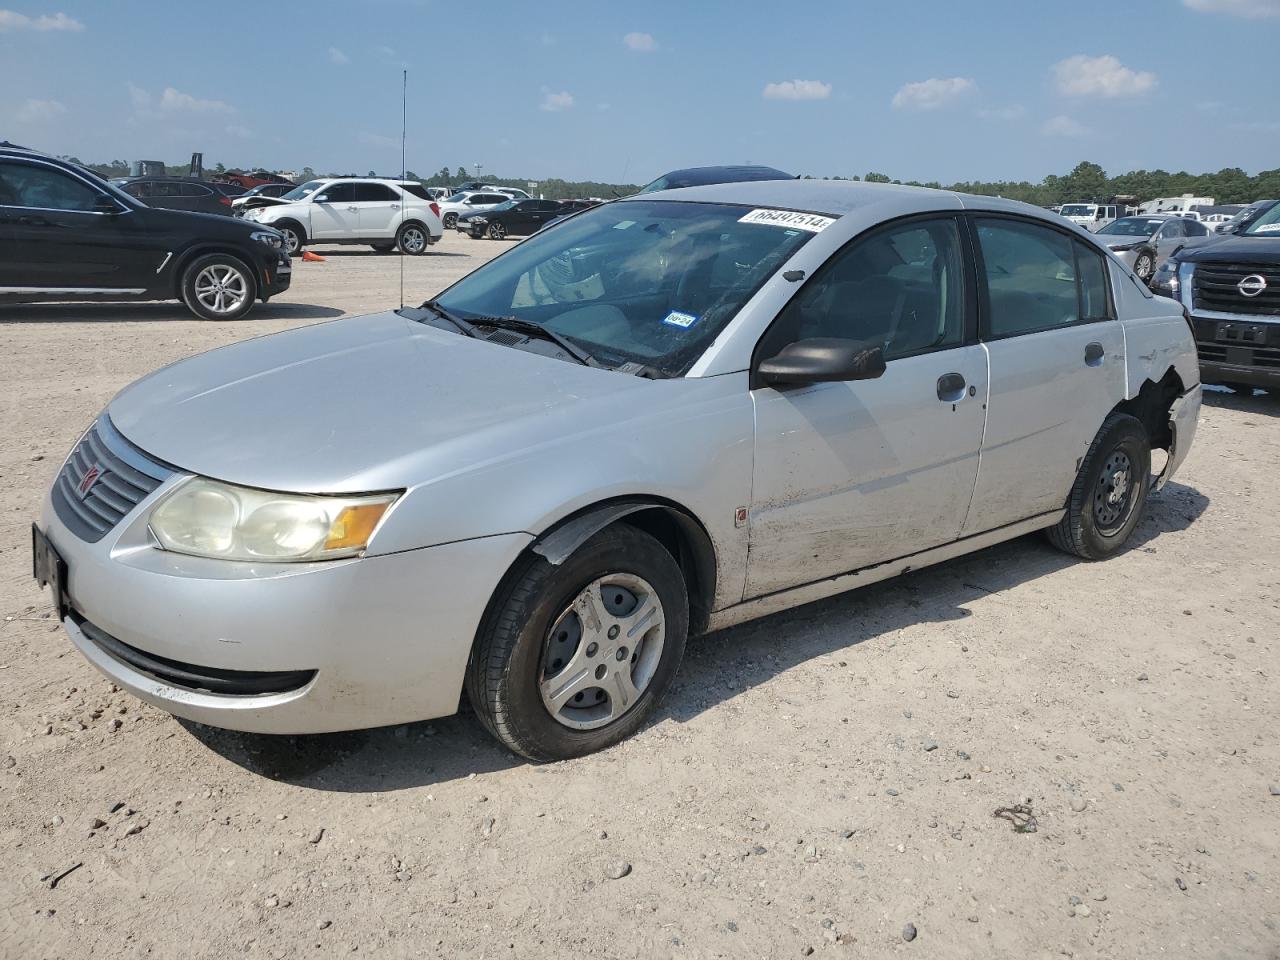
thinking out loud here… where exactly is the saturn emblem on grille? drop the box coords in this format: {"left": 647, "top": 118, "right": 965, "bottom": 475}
{"left": 1238, "top": 274, "right": 1268, "bottom": 298}
{"left": 77, "top": 464, "right": 101, "bottom": 499}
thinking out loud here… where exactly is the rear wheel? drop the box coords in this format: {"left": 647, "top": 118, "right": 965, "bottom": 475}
{"left": 396, "top": 222, "right": 428, "bottom": 255}
{"left": 180, "top": 254, "right": 257, "bottom": 321}
{"left": 466, "top": 525, "right": 688, "bottom": 761}
{"left": 1047, "top": 413, "right": 1150, "bottom": 560}
{"left": 443, "top": 212, "right": 458, "bottom": 229}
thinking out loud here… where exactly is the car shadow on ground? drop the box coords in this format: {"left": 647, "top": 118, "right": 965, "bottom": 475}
{"left": 304, "top": 248, "right": 472, "bottom": 259}
{"left": 1201, "top": 385, "right": 1279, "bottom": 416}
{"left": 181, "top": 481, "right": 1209, "bottom": 791}
{"left": 0, "top": 301, "right": 346, "bottom": 324}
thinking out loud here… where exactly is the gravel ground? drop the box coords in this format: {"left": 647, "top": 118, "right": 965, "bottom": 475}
{"left": 1, "top": 232, "right": 1278, "bottom": 959}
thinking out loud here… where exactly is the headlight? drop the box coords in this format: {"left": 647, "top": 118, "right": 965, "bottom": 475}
{"left": 148, "top": 478, "right": 399, "bottom": 562}
{"left": 470, "top": 217, "right": 486, "bottom": 224}
{"left": 250, "top": 230, "right": 283, "bottom": 249}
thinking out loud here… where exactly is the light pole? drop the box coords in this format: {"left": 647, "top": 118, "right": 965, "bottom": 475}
{"left": 475, "top": 161, "right": 483, "bottom": 183}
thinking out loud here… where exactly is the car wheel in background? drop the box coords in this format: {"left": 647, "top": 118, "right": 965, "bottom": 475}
{"left": 396, "top": 222, "right": 428, "bottom": 256}
{"left": 487, "top": 222, "right": 507, "bottom": 240}
{"left": 370, "top": 242, "right": 396, "bottom": 254}
{"left": 1133, "top": 251, "right": 1154, "bottom": 282}
{"left": 466, "top": 525, "right": 689, "bottom": 762}
{"left": 180, "top": 254, "right": 257, "bottom": 321}
{"left": 443, "top": 212, "right": 458, "bottom": 229}
{"left": 275, "top": 222, "right": 304, "bottom": 255}
{"left": 1047, "top": 413, "right": 1150, "bottom": 560}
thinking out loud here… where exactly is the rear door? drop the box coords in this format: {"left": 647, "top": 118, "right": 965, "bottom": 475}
{"left": 354, "top": 182, "right": 402, "bottom": 237}
{"left": 309, "top": 181, "right": 360, "bottom": 238}
{"left": 961, "top": 215, "right": 1126, "bottom": 535}
{"left": 0, "top": 157, "right": 161, "bottom": 292}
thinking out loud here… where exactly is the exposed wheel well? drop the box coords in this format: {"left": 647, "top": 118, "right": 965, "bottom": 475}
{"left": 520, "top": 499, "right": 718, "bottom": 638}
{"left": 1112, "top": 366, "right": 1184, "bottom": 451}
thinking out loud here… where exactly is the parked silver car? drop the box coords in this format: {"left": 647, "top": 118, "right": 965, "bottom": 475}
{"left": 1096, "top": 215, "right": 1213, "bottom": 281}
{"left": 33, "top": 181, "right": 1201, "bottom": 761}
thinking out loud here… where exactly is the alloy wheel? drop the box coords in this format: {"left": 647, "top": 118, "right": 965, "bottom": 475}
{"left": 400, "top": 226, "right": 426, "bottom": 254}
{"left": 193, "top": 264, "right": 249, "bottom": 316}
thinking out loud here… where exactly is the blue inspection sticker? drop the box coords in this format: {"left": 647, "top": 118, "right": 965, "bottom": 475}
{"left": 662, "top": 310, "right": 699, "bottom": 329}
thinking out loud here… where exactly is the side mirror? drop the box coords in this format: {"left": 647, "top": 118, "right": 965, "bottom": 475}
{"left": 313, "top": 194, "right": 329, "bottom": 203}
{"left": 757, "top": 338, "right": 886, "bottom": 387}
{"left": 94, "top": 194, "right": 124, "bottom": 215}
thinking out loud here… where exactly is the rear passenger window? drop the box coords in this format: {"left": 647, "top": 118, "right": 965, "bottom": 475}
{"left": 976, "top": 218, "right": 1087, "bottom": 337}
{"left": 1074, "top": 242, "right": 1112, "bottom": 321}
{"left": 759, "top": 217, "right": 967, "bottom": 362}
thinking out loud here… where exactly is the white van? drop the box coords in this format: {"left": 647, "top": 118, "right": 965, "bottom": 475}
{"left": 1135, "top": 195, "right": 1214, "bottom": 216}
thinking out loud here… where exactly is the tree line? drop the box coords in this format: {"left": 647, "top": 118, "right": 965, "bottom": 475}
{"left": 67, "top": 156, "right": 1280, "bottom": 206}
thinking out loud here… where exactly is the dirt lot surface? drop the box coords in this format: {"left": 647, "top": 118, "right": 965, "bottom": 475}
{"left": 2, "top": 233, "right": 1278, "bottom": 960}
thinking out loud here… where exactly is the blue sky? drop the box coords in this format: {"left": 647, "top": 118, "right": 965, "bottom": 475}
{"left": 2, "top": 0, "right": 1278, "bottom": 184}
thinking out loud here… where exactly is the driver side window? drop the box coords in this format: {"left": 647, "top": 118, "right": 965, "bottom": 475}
{"left": 760, "top": 217, "right": 967, "bottom": 362}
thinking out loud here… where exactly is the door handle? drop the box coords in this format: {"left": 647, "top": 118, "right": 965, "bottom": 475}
{"left": 346, "top": 205, "right": 359, "bottom": 212}
{"left": 936, "top": 372, "right": 966, "bottom": 402}
{"left": 1084, "top": 342, "right": 1105, "bottom": 366}
{"left": 390, "top": 203, "right": 400, "bottom": 209}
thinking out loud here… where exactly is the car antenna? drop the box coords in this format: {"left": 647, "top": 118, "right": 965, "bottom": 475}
{"left": 399, "top": 68, "right": 408, "bottom": 310}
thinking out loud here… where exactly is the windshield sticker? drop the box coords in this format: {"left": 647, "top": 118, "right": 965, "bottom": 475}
{"left": 1253, "top": 223, "right": 1280, "bottom": 233}
{"left": 738, "top": 208, "right": 835, "bottom": 233}
{"left": 613, "top": 220, "right": 636, "bottom": 230}
{"left": 662, "top": 310, "right": 699, "bottom": 329}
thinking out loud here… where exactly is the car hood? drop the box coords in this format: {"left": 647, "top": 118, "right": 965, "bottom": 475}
{"left": 1100, "top": 236, "right": 1148, "bottom": 248}
{"left": 1179, "top": 234, "right": 1280, "bottom": 265}
{"left": 107, "top": 310, "right": 658, "bottom": 493}
{"left": 139, "top": 204, "right": 256, "bottom": 234}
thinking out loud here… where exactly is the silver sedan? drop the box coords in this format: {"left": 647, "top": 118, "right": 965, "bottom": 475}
{"left": 33, "top": 181, "right": 1201, "bottom": 761}
{"left": 1095, "top": 215, "right": 1214, "bottom": 282}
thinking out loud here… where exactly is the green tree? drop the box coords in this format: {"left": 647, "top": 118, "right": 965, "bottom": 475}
{"left": 864, "top": 172, "right": 891, "bottom": 183}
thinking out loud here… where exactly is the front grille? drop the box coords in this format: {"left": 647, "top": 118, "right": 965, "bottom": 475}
{"left": 1193, "top": 316, "right": 1280, "bottom": 369}
{"left": 52, "top": 417, "right": 173, "bottom": 543}
{"left": 76, "top": 615, "right": 316, "bottom": 696}
{"left": 1192, "top": 263, "right": 1280, "bottom": 317}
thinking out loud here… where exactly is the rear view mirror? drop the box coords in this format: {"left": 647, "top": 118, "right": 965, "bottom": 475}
{"left": 757, "top": 338, "right": 887, "bottom": 387}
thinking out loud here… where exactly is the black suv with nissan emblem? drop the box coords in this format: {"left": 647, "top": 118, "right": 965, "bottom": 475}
{"left": 0, "top": 142, "right": 290, "bottom": 321}
{"left": 1151, "top": 200, "right": 1280, "bottom": 395}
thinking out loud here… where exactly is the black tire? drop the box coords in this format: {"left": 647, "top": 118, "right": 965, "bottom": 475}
{"left": 179, "top": 253, "right": 257, "bottom": 321}
{"left": 466, "top": 525, "right": 689, "bottom": 762}
{"left": 1047, "top": 413, "right": 1151, "bottom": 560}
{"left": 443, "top": 212, "right": 458, "bottom": 229}
{"left": 487, "top": 222, "right": 507, "bottom": 240}
{"left": 396, "top": 221, "right": 429, "bottom": 255}
{"left": 1133, "top": 250, "right": 1154, "bottom": 282}
{"left": 370, "top": 242, "right": 396, "bottom": 254}
{"left": 274, "top": 221, "right": 304, "bottom": 255}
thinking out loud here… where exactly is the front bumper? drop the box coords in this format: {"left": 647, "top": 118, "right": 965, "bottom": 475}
{"left": 1189, "top": 315, "right": 1280, "bottom": 389}
{"left": 262, "top": 248, "right": 292, "bottom": 298}
{"left": 39, "top": 482, "right": 531, "bottom": 734}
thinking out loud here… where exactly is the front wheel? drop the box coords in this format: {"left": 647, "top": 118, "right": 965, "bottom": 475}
{"left": 443, "top": 212, "right": 458, "bottom": 229}
{"left": 466, "top": 525, "right": 688, "bottom": 762}
{"left": 275, "top": 223, "right": 304, "bottom": 255}
{"left": 487, "top": 222, "right": 507, "bottom": 240}
{"left": 1047, "top": 413, "right": 1150, "bottom": 560}
{"left": 180, "top": 254, "right": 257, "bottom": 321}
{"left": 1133, "top": 251, "right": 1154, "bottom": 282}
{"left": 396, "top": 222, "right": 428, "bottom": 255}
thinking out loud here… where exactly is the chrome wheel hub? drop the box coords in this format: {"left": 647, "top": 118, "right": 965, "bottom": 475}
{"left": 193, "top": 264, "right": 248, "bottom": 315}
{"left": 539, "top": 573, "right": 665, "bottom": 731}
{"left": 401, "top": 227, "right": 425, "bottom": 253}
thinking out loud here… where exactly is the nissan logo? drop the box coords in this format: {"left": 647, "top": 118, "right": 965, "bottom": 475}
{"left": 1238, "top": 274, "right": 1268, "bottom": 298}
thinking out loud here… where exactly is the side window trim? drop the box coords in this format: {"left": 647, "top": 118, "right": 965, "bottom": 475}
{"left": 965, "top": 212, "right": 1116, "bottom": 342}
{"left": 750, "top": 211, "right": 979, "bottom": 380}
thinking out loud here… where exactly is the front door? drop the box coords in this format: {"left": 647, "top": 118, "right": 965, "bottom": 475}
{"left": 746, "top": 215, "right": 989, "bottom": 598}
{"left": 961, "top": 215, "right": 1127, "bottom": 535}
{"left": 0, "top": 158, "right": 159, "bottom": 292}
{"left": 309, "top": 182, "right": 360, "bottom": 239}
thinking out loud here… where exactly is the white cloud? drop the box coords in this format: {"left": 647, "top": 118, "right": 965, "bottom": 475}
{"left": 976, "top": 104, "right": 1026, "bottom": 121}
{"left": 0, "top": 9, "right": 83, "bottom": 32}
{"left": 762, "top": 79, "right": 832, "bottom": 101}
{"left": 359, "top": 131, "right": 397, "bottom": 147}
{"left": 16, "top": 97, "right": 66, "bottom": 122}
{"left": 225, "top": 123, "right": 253, "bottom": 139}
{"left": 891, "top": 77, "right": 976, "bottom": 110}
{"left": 1184, "top": 0, "right": 1280, "bottom": 17}
{"left": 623, "top": 31, "right": 656, "bottom": 52}
{"left": 1053, "top": 54, "right": 1157, "bottom": 98}
{"left": 158, "top": 87, "right": 233, "bottom": 114}
{"left": 1042, "top": 114, "right": 1094, "bottom": 138}
{"left": 540, "top": 90, "right": 574, "bottom": 112}
{"left": 328, "top": 47, "right": 349, "bottom": 65}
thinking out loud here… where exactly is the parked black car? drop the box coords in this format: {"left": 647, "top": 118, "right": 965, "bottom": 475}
{"left": 1151, "top": 200, "right": 1280, "bottom": 395}
{"left": 0, "top": 144, "right": 291, "bottom": 321}
{"left": 637, "top": 164, "right": 795, "bottom": 194}
{"left": 457, "top": 199, "right": 566, "bottom": 239}
{"left": 112, "top": 176, "right": 243, "bottom": 216}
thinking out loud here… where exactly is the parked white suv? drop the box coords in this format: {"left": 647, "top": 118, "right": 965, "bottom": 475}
{"left": 243, "top": 178, "right": 443, "bottom": 255}
{"left": 437, "top": 191, "right": 516, "bottom": 230}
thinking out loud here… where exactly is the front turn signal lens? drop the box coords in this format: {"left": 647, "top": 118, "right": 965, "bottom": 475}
{"left": 324, "top": 503, "right": 393, "bottom": 551}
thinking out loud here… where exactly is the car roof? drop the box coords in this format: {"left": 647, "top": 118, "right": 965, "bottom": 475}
{"left": 626, "top": 178, "right": 960, "bottom": 216}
